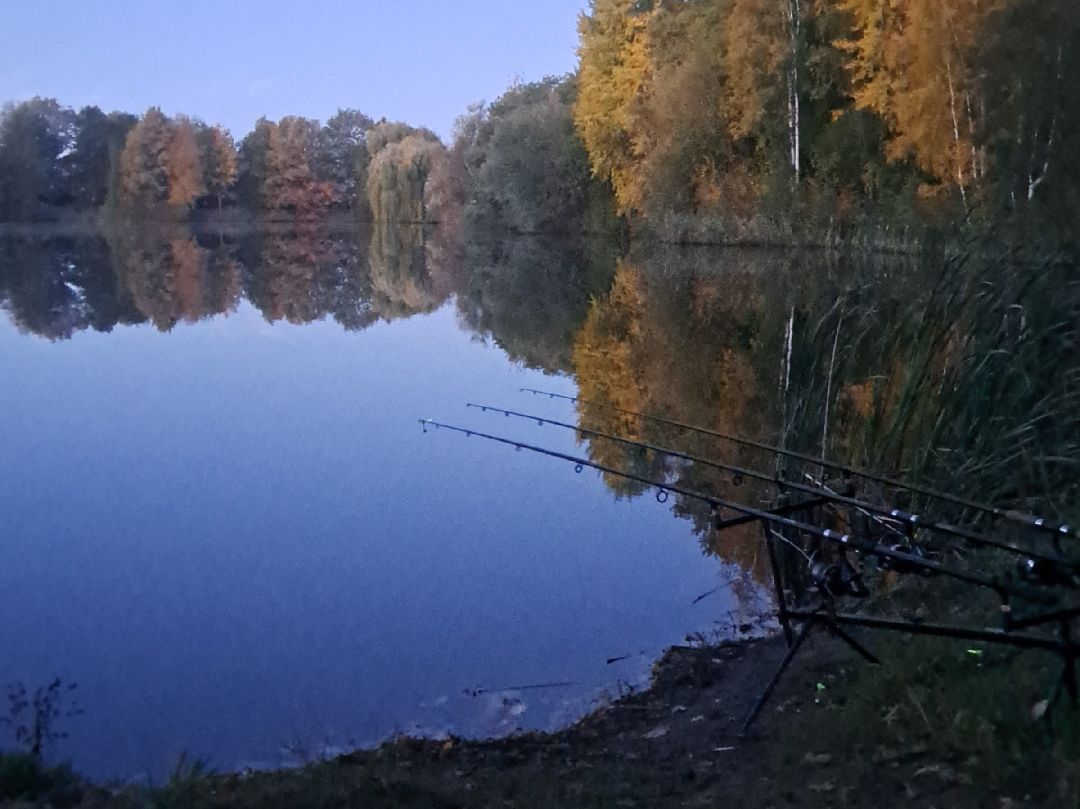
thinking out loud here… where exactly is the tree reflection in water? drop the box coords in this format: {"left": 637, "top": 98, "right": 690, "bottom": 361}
{"left": 3, "top": 225, "right": 1076, "bottom": 587}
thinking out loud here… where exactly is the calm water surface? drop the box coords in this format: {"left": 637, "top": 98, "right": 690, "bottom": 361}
{"left": 0, "top": 227, "right": 762, "bottom": 778}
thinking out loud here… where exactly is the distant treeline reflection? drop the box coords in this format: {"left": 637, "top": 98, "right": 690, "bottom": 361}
{"left": 0, "top": 225, "right": 462, "bottom": 339}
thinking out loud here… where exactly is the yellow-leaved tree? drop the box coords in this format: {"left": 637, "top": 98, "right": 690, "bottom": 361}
{"left": 574, "top": 0, "right": 654, "bottom": 214}
{"left": 838, "top": 0, "right": 991, "bottom": 208}
{"left": 166, "top": 116, "right": 205, "bottom": 209}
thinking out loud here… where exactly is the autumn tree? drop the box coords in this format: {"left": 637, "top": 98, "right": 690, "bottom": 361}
{"left": 631, "top": 3, "right": 736, "bottom": 215}
{"left": 837, "top": 0, "right": 988, "bottom": 209}
{"left": 571, "top": 262, "right": 650, "bottom": 495}
{"left": 118, "top": 107, "right": 172, "bottom": 207}
{"left": 262, "top": 116, "right": 332, "bottom": 216}
{"left": 166, "top": 116, "right": 205, "bottom": 208}
{"left": 200, "top": 124, "right": 237, "bottom": 211}
{"left": 574, "top": 0, "right": 654, "bottom": 213}
{"left": 722, "top": 1, "right": 790, "bottom": 157}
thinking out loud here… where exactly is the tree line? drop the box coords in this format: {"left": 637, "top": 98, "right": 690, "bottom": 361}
{"left": 3, "top": 0, "right": 1077, "bottom": 238}
{"left": 572, "top": 0, "right": 1080, "bottom": 233}
{"left": 0, "top": 100, "right": 452, "bottom": 223}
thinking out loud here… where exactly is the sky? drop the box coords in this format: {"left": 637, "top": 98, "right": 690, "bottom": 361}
{"left": 0, "top": 0, "right": 588, "bottom": 141}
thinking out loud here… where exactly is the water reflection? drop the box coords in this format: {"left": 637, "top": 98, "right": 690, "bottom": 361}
{"left": 4, "top": 225, "right": 1073, "bottom": 530}
{"left": 0, "top": 224, "right": 929, "bottom": 608}
{"left": 0, "top": 224, "right": 458, "bottom": 340}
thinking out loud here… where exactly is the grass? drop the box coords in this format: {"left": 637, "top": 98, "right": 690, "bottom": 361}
{"left": 147, "top": 753, "right": 215, "bottom": 809}
{"left": 0, "top": 751, "right": 84, "bottom": 806}
{"left": 833, "top": 632, "right": 1080, "bottom": 804}
{"left": 770, "top": 243, "right": 1080, "bottom": 804}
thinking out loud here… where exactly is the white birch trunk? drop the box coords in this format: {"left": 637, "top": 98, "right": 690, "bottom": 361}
{"left": 945, "top": 58, "right": 969, "bottom": 213}
{"left": 784, "top": 0, "right": 801, "bottom": 179}
{"left": 1028, "top": 48, "right": 1063, "bottom": 201}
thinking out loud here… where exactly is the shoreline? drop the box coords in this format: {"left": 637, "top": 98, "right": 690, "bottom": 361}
{"left": 6, "top": 632, "right": 1022, "bottom": 809}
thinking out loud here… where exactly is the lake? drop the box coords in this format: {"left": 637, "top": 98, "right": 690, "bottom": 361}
{"left": 0, "top": 225, "right": 770, "bottom": 780}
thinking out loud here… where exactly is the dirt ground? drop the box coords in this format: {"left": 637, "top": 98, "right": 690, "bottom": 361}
{"left": 41, "top": 628, "right": 1055, "bottom": 809}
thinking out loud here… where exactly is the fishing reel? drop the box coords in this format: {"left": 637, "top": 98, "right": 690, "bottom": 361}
{"left": 810, "top": 555, "right": 869, "bottom": 599}
{"left": 873, "top": 541, "right": 936, "bottom": 577}
{"left": 1017, "top": 557, "right": 1080, "bottom": 590}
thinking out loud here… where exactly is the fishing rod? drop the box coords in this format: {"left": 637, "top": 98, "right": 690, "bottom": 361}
{"left": 784, "top": 610, "right": 1070, "bottom": 653}
{"left": 418, "top": 419, "right": 1055, "bottom": 604}
{"left": 466, "top": 403, "right": 1077, "bottom": 573}
{"left": 519, "top": 388, "right": 1077, "bottom": 542}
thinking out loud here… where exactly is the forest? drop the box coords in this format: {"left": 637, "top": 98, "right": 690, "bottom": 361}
{"left": 1, "top": 0, "right": 1078, "bottom": 245}
{"left": 574, "top": 0, "right": 1079, "bottom": 234}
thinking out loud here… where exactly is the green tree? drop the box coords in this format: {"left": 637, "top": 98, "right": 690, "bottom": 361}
{"left": 316, "top": 109, "right": 374, "bottom": 211}
{"left": 459, "top": 77, "right": 593, "bottom": 232}
{"left": 66, "top": 106, "right": 112, "bottom": 208}
{"left": 0, "top": 98, "right": 74, "bottom": 221}
{"left": 236, "top": 117, "right": 274, "bottom": 209}
{"left": 978, "top": 0, "right": 1080, "bottom": 221}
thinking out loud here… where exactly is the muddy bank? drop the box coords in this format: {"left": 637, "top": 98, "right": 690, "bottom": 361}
{"left": 21, "top": 627, "right": 1061, "bottom": 809}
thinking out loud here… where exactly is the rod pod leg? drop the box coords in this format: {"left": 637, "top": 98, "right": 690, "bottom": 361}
{"left": 761, "top": 520, "right": 793, "bottom": 647}
{"left": 822, "top": 618, "right": 881, "bottom": 665}
{"left": 741, "top": 618, "right": 815, "bottom": 735}
{"left": 1060, "top": 622, "right": 1078, "bottom": 706}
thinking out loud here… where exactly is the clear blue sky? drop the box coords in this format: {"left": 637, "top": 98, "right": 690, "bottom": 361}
{"left": 0, "top": 0, "right": 588, "bottom": 141}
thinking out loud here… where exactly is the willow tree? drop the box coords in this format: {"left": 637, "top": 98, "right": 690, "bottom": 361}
{"left": 366, "top": 132, "right": 443, "bottom": 224}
